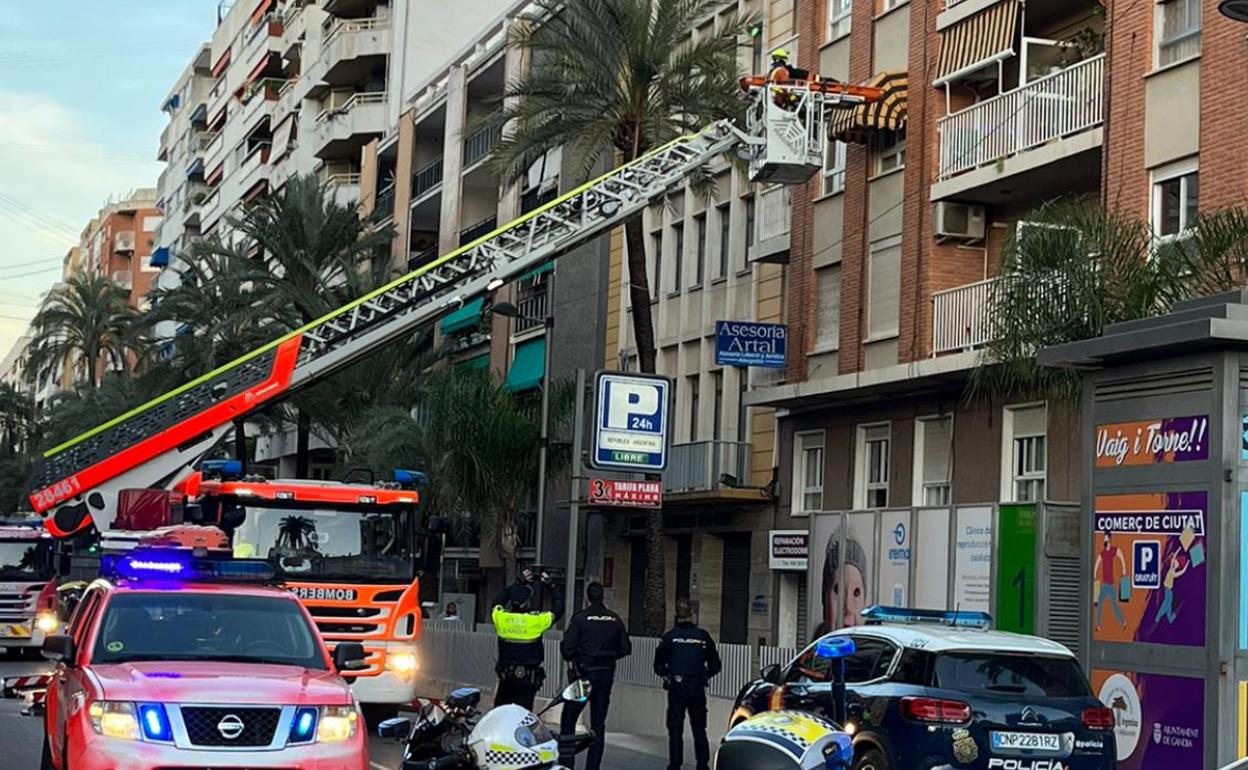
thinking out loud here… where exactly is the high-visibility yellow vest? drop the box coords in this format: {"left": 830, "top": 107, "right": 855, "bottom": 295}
{"left": 493, "top": 605, "right": 554, "bottom": 642}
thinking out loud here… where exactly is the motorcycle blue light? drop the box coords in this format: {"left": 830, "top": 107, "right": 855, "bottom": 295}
{"left": 290, "top": 707, "right": 318, "bottom": 743}
{"left": 139, "top": 704, "right": 173, "bottom": 742}
{"left": 815, "top": 636, "right": 856, "bottom": 660}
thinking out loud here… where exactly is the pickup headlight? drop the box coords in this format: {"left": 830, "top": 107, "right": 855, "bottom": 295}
{"left": 315, "top": 706, "right": 359, "bottom": 743}
{"left": 35, "top": 611, "right": 59, "bottom": 634}
{"left": 384, "top": 652, "right": 418, "bottom": 674}
{"left": 88, "top": 702, "right": 140, "bottom": 740}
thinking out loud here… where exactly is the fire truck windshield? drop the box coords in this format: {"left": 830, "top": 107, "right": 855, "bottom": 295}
{"left": 230, "top": 505, "right": 414, "bottom": 582}
{"left": 0, "top": 541, "right": 51, "bottom": 580}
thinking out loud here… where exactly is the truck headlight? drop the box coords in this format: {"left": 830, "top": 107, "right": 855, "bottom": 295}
{"left": 35, "top": 611, "right": 59, "bottom": 634}
{"left": 88, "top": 701, "right": 140, "bottom": 740}
{"left": 315, "top": 706, "right": 359, "bottom": 743}
{"left": 385, "top": 652, "right": 418, "bottom": 674}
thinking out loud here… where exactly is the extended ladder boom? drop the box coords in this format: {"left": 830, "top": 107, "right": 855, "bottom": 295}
{"left": 30, "top": 78, "right": 882, "bottom": 538}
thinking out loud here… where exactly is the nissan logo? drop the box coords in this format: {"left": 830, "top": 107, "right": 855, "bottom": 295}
{"left": 217, "top": 714, "right": 245, "bottom": 740}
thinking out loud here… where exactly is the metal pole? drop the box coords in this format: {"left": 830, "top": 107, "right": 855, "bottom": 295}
{"left": 564, "top": 368, "right": 586, "bottom": 625}
{"left": 534, "top": 315, "right": 553, "bottom": 565}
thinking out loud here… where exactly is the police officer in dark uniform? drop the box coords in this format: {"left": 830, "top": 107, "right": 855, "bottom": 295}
{"left": 654, "top": 598, "right": 721, "bottom": 770}
{"left": 492, "top": 568, "right": 564, "bottom": 710}
{"left": 560, "top": 582, "right": 631, "bottom": 770}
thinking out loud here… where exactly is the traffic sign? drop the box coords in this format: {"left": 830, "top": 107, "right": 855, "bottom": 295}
{"left": 592, "top": 372, "right": 671, "bottom": 471}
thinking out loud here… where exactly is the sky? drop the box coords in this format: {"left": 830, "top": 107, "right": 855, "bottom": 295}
{"left": 0, "top": 0, "right": 221, "bottom": 360}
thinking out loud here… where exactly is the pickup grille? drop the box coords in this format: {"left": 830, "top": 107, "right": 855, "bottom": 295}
{"left": 180, "top": 706, "right": 280, "bottom": 747}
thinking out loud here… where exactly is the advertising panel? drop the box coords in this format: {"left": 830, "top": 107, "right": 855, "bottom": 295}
{"left": 1242, "top": 491, "right": 1248, "bottom": 650}
{"left": 845, "top": 512, "right": 877, "bottom": 627}
{"left": 1091, "top": 669, "right": 1204, "bottom": 770}
{"left": 877, "top": 510, "right": 911, "bottom": 608}
{"left": 591, "top": 372, "right": 671, "bottom": 471}
{"left": 1094, "top": 415, "right": 1209, "bottom": 467}
{"left": 914, "top": 508, "right": 951, "bottom": 610}
{"left": 768, "top": 530, "right": 809, "bottom": 570}
{"left": 953, "top": 506, "right": 993, "bottom": 613}
{"left": 587, "top": 478, "right": 662, "bottom": 508}
{"left": 1092, "top": 492, "right": 1207, "bottom": 646}
{"left": 995, "top": 503, "right": 1037, "bottom": 634}
{"left": 714, "top": 320, "right": 787, "bottom": 368}
{"left": 808, "top": 512, "right": 842, "bottom": 638}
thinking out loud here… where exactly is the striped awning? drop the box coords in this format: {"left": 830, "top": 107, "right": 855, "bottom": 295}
{"left": 827, "top": 71, "right": 908, "bottom": 145}
{"left": 934, "top": 0, "right": 1020, "bottom": 85}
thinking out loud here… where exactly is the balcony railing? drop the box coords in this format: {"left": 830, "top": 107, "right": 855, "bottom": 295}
{"left": 459, "top": 216, "right": 497, "bottom": 247}
{"left": 113, "top": 231, "right": 135, "bottom": 253}
{"left": 463, "top": 125, "right": 501, "bottom": 168}
{"left": 758, "top": 185, "right": 791, "bottom": 241}
{"left": 413, "top": 157, "right": 444, "bottom": 198}
{"left": 515, "top": 273, "right": 548, "bottom": 333}
{"left": 408, "top": 245, "right": 439, "bottom": 272}
{"left": 938, "top": 53, "right": 1104, "bottom": 181}
{"left": 663, "top": 440, "right": 752, "bottom": 494}
{"left": 315, "top": 91, "right": 386, "bottom": 123}
{"left": 374, "top": 182, "right": 396, "bottom": 221}
{"left": 931, "top": 277, "right": 1001, "bottom": 355}
{"left": 323, "top": 15, "right": 388, "bottom": 47}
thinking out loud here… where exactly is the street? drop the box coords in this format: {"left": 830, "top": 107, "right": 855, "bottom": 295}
{"left": 0, "top": 650, "right": 665, "bottom": 770}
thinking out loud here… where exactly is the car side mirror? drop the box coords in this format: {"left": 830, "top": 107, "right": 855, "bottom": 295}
{"left": 333, "top": 642, "right": 368, "bottom": 673}
{"left": 760, "top": 663, "right": 782, "bottom": 685}
{"left": 42, "top": 634, "right": 76, "bottom": 666}
{"left": 377, "top": 717, "right": 412, "bottom": 740}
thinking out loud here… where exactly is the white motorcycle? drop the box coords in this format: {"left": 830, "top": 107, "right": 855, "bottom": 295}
{"left": 378, "top": 681, "right": 594, "bottom": 770}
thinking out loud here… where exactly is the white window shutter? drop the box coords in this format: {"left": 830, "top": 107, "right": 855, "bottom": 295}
{"left": 1012, "top": 405, "right": 1046, "bottom": 437}
{"left": 816, "top": 265, "right": 841, "bottom": 349}
{"left": 922, "top": 418, "right": 952, "bottom": 485}
{"left": 868, "top": 240, "right": 901, "bottom": 338}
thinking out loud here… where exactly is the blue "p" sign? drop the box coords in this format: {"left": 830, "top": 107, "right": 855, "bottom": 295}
{"left": 592, "top": 372, "right": 671, "bottom": 471}
{"left": 1133, "top": 541, "right": 1161, "bottom": 589}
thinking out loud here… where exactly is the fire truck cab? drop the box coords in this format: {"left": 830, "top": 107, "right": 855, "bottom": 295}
{"left": 0, "top": 517, "right": 59, "bottom": 655}
{"left": 91, "top": 462, "right": 440, "bottom": 705}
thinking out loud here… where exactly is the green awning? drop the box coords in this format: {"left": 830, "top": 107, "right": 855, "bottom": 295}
{"left": 456, "top": 354, "right": 489, "bottom": 371}
{"left": 504, "top": 337, "right": 546, "bottom": 392}
{"left": 519, "top": 261, "right": 554, "bottom": 281}
{"left": 441, "top": 297, "right": 485, "bottom": 334}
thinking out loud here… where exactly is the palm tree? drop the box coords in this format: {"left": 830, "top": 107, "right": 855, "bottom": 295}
{"left": 971, "top": 197, "right": 1248, "bottom": 401}
{"left": 27, "top": 272, "right": 139, "bottom": 390}
{"left": 486, "top": 0, "right": 751, "bottom": 634}
{"left": 277, "top": 515, "right": 318, "bottom": 550}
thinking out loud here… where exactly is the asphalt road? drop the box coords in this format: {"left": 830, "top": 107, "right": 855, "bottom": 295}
{"left": 0, "top": 651, "right": 664, "bottom": 770}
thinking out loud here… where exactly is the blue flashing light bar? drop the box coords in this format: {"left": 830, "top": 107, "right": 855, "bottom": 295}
{"left": 392, "top": 469, "right": 428, "bottom": 488}
{"left": 290, "top": 706, "right": 318, "bottom": 743}
{"left": 103, "top": 549, "right": 276, "bottom": 584}
{"left": 139, "top": 704, "right": 173, "bottom": 742}
{"left": 201, "top": 459, "right": 244, "bottom": 479}
{"left": 860, "top": 605, "right": 993, "bottom": 630}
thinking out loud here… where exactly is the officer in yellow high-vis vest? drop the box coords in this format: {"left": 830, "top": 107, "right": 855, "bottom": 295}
{"left": 492, "top": 568, "right": 564, "bottom": 710}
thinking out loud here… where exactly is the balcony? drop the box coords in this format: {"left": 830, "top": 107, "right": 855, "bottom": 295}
{"left": 238, "top": 77, "right": 283, "bottom": 133}
{"left": 663, "top": 441, "right": 752, "bottom": 496}
{"left": 458, "top": 215, "right": 496, "bottom": 247}
{"left": 326, "top": 172, "right": 362, "bottom": 207}
{"left": 204, "top": 130, "right": 226, "bottom": 176}
{"left": 373, "top": 182, "right": 396, "bottom": 222}
{"left": 311, "top": 91, "right": 387, "bottom": 160}
{"left": 753, "top": 185, "right": 790, "bottom": 264}
{"left": 113, "top": 231, "right": 135, "bottom": 254}
{"left": 934, "top": 54, "right": 1104, "bottom": 203}
{"left": 408, "top": 245, "right": 439, "bottom": 272}
{"left": 237, "top": 142, "right": 273, "bottom": 195}
{"left": 931, "top": 276, "right": 1000, "bottom": 355}
{"left": 463, "top": 125, "right": 501, "bottom": 169}
{"left": 514, "top": 271, "right": 548, "bottom": 333}
{"left": 200, "top": 188, "right": 224, "bottom": 231}
{"left": 320, "top": 17, "right": 389, "bottom": 87}
{"left": 109, "top": 270, "right": 133, "bottom": 290}
{"left": 412, "top": 156, "right": 444, "bottom": 199}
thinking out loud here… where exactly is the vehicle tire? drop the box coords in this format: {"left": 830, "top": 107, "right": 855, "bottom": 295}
{"left": 852, "top": 747, "right": 889, "bottom": 770}
{"left": 40, "top": 734, "right": 54, "bottom": 770}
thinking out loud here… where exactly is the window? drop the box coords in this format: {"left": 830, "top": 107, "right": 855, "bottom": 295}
{"left": 1157, "top": 0, "right": 1201, "bottom": 67}
{"left": 914, "top": 416, "right": 952, "bottom": 506}
{"left": 712, "top": 370, "right": 724, "bottom": 440}
{"left": 792, "top": 431, "right": 825, "bottom": 514}
{"left": 934, "top": 652, "right": 1092, "bottom": 698}
{"left": 693, "top": 214, "right": 706, "bottom": 287}
{"left": 1004, "top": 404, "right": 1046, "bottom": 502}
{"left": 842, "top": 637, "right": 898, "bottom": 683}
{"left": 815, "top": 265, "right": 841, "bottom": 351}
{"left": 822, "top": 140, "right": 846, "bottom": 197}
{"left": 752, "top": 29, "right": 764, "bottom": 73}
{"left": 737, "top": 374, "right": 749, "bottom": 443}
{"left": 142, "top": 215, "right": 163, "bottom": 232}
{"left": 717, "top": 204, "right": 731, "bottom": 278}
{"left": 650, "top": 230, "right": 662, "bottom": 298}
{"left": 673, "top": 223, "right": 685, "bottom": 293}
{"left": 875, "top": 130, "right": 906, "bottom": 175}
{"left": 1152, "top": 165, "right": 1199, "bottom": 240}
{"left": 856, "top": 424, "right": 889, "bottom": 509}
{"left": 880, "top": 0, "right": 903, "bottom": 10}
{"left": 827, "top": 0, "right": 852, "bottom": 41}
{"left": 867, "top": 237, "right": 901, "bottom": 340}
{"left": 688, "top": 374, "right": 700, "bottom": 440}
{"left": 745, "top": 195, "right": 756, "bottom": 251}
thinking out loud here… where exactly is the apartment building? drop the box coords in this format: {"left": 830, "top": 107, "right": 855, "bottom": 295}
{"left": 749, "top": 0, "right": 1241, "bottom": 640}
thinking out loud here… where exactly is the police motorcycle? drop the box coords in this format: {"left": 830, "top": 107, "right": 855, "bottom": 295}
{"left": 378, "top": 681, "right": 596, "bottom": 770}
{"left": 716, "top": 637, "right": 857, "bottom": 770}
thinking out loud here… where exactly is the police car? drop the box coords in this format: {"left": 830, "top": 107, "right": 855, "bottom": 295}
{"left": 730, "top": 607, "right": 1115, "bottom": 770}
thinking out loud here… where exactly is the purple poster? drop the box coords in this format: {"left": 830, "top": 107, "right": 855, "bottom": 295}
{"left": 1095, "top": 415, "right": 1209, "bottom": 467}
{"left": 1093, "top": 670, "right": 1204, "bottom": 770}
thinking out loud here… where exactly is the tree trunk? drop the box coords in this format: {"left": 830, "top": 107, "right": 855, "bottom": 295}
{"left": 233, "top": 418, "right": 248, "bottom": 472}
{"left": 295, "top": 409, "right": 311, "bottom": 478}
{"left": 623, "top": 214, "right": 657, "bottom": 374}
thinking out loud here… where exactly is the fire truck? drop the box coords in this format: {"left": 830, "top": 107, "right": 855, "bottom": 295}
{"left": 22, "top": 76, "right": 881, "bottom": 694}
{"left": 0, "top": 517, "right": 59, "bottom": 656}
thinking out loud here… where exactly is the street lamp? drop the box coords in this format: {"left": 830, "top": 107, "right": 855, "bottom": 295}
{"left": 490, "top": 300, "right": 554, "bottom": 566}
{"left": 1220, "top": 0, "right": 1248, "bottom": 22}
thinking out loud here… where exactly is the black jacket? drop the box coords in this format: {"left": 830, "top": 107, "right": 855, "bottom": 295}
{"left": 560, "top": 602, "right": 631, "bottom": 673}
{"left": 654, "top": 621, "right": 721, "bottom": 682}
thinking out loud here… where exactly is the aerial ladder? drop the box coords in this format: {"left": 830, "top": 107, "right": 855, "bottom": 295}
{"left": 27, "top": 77, "right": 883, "bottom": 537}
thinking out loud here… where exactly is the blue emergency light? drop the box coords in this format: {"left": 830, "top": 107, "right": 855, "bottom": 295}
{"left": 860, "top": 605, "right": 993, "bottom": 630}
{"left": 102, "top": 549, "right": 276, "bottom": 583}
{"left": 139, "top": 704, "right": 173, "bottom": 742}
{"left": 814, "top": 636, "right": 856, "bottom": 660}
{"left": 201, "top": 459, "right": 244, "bottom": 479}
{"left": 290, "top": 706, "right": 318, "bottom": 743}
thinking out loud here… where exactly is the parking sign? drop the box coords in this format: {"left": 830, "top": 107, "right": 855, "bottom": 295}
{"left": 1133, "top": 540, "right": 1161, "bottom": 589}
{"left": 592, "top": 372, "right": 671, "bottom": 471}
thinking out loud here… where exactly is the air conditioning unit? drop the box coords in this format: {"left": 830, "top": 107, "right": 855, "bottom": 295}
{"left": 934, "top": 202, "right": 986, "bottom": 241}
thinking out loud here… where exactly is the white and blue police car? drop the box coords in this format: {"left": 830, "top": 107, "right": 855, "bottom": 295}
{"left": 730, "top": 607, "right": 1116, "bottom": 770}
